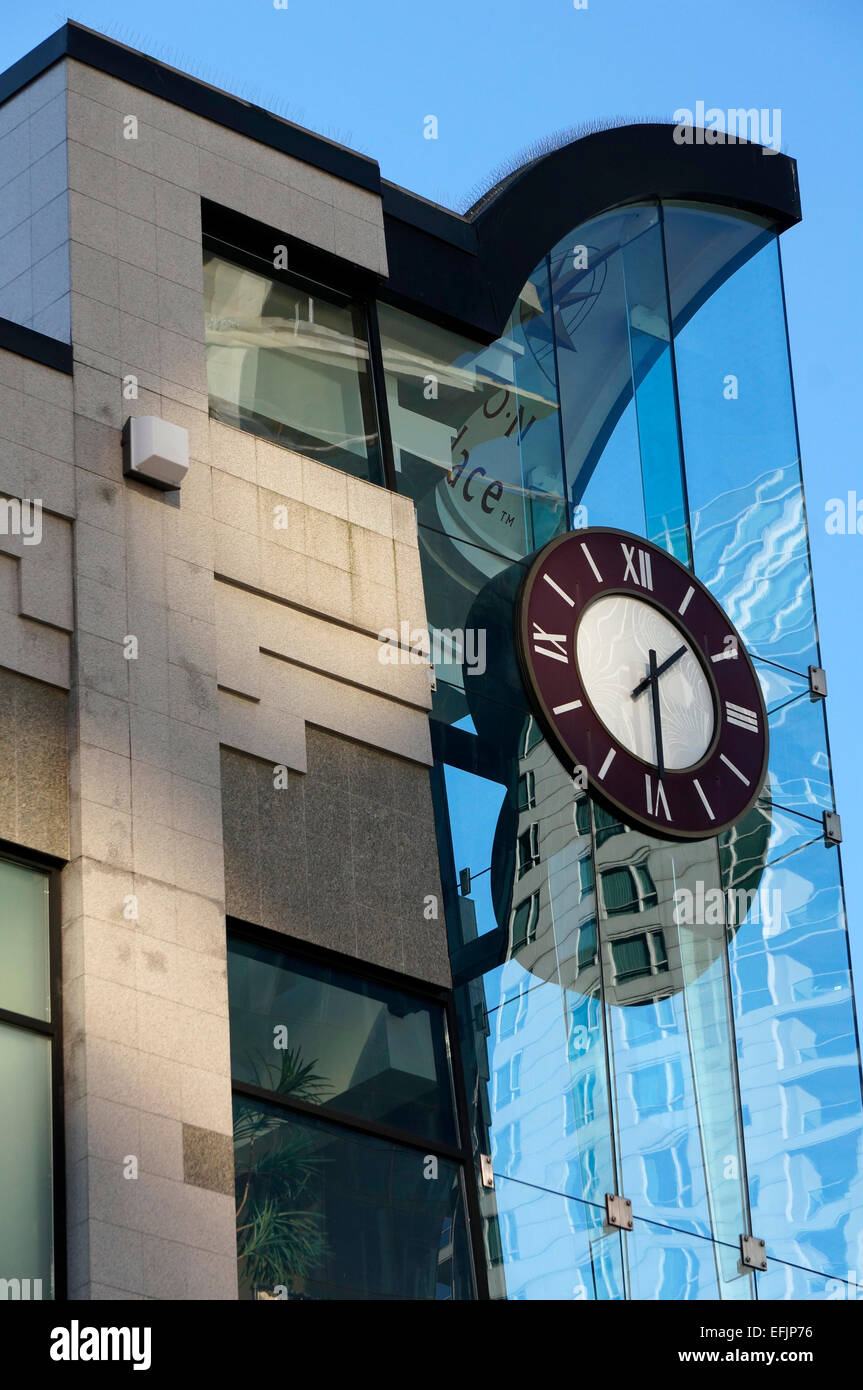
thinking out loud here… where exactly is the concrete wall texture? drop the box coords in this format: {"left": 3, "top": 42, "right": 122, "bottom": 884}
{"left": 0, "top": 56, "right": 445, "bottom": 1299}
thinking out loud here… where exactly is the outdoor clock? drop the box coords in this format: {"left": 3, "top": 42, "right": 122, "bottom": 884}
{"left": 515, "top": 527, "right": 769, "bottom": 841}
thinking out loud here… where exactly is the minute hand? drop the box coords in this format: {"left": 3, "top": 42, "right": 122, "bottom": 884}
{"left": 631, "top": 644, "right": 687, "bottom": 700}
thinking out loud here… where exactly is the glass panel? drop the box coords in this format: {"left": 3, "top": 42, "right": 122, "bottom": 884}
{"left": 203, "top": 251, "right": 382, "bottom": 483}
{"left": 622, "top": 219, "right": 689, "bottom": 562}
{"left": 551, "top": 206, "right": 657, "bottom": 532}
{"left": 727, "top": 837, "right": 863, "bottom": 1278}
{"left": 627, "top": 1218, "right": 750, "bottom": 1300}
{"left": 490, "top": 1174, "right": 623, "bottom": 1300}
{"left": 228, "top": 939, "right": 457, "bottom": 1146}
{"left": 754, "top": 657, "right": 810, "bottom": 713}
{"left": 453, "top": 736, "right": 621, "bottom": 1297}
{"left": 443, "top": 764, "right": 507, "bottom": 941}
{"left": 382, "top": 285, "right": 566, "bottom": 727}
{"left": 667, "top": 212, "right": 819, "bottom": 670}
{"left": 419, "top": 534, "right": 532, "bottom": 726}
{"left": 721, "top": 800, "right": 822, "bottom": 891}
{"left": 479, "top": 970, "right": 617, "bottom": 1204}
{"left": 0, "top": 1023, "right": 53, "bottom": 1295}
{"left": 551, "top": 204, "right": 689, "bottom": 561}
{"left": 756, "top": 1261, "right": 863, "bottom": 1301}
{"left": 599, "top": 822, "right": 752, "bottom": 1298}
{"left": 233, "top": 1096, "right": 473, "bottom": 1300}
{"left": 577, "top": 400, "right": 645, "bottom": 535}
{"left": 766, "top": 692, "right": 834, "bottom": 816}
{"left": 380, "top": 283, "right": 566, "bottom": 565}
{"left": 0, "top": 859, "right": 50, "bottom": 1022}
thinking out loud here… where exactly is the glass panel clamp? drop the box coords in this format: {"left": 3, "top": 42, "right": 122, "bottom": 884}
{"left": 740, "top": 1234, "right": 768, "bottom": 1272}
{"left": 605, "top": 1193, "right": 633, "bottom": 1231}
{"left": 808, "top": 665, "right": 828, "bottom": 700}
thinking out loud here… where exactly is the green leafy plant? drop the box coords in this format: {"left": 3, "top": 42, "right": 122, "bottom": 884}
{"left": 234, "top": 1046, "right": 332, "bottom": 1296}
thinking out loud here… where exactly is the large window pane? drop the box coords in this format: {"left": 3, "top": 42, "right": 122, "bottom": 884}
{"left": 204, "top": 251, "right": 382, "bottom": 483}
{"left": 228, "top": 939, "right": 457, "bottom": 1146}
{"left": 0, "top": 1023, "right": 53, "bottom": 1295}
{"left": 233, "top": 1097, "right": 473, "bottom": 1300}
{"left": 0, "top": 858, "right": 50, "bottom": 1022}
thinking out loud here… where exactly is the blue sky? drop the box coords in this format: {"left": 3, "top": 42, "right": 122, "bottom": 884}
{"left": 3, "top": 0, "right": 861, "bottom": 980}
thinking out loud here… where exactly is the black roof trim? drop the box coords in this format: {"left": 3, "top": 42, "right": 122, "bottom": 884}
{"left": 0, "top": 22, "right": 382, "bottom": 195}
{"left": 0, "top": 318, "right": 73, "bottom": 375}
{"left": 381, "top": 182, "right": 478, "bottom": 253}
{"left": 0, "top": 26, "right": 66, "bottom": 104}
{"left": 383, "top": 123, "right": 801, "bottom": 340}
{"left": 2, "top": 27, "right": 803, "bottom": 343}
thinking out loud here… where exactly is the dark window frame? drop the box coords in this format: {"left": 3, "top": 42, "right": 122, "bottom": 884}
{"left": 516, "top": 770, "right": 536, "bottom": 813}
{"left": 516, "top": 823, "right": 540, "bottom": 879}
{"left": 201, "top": 202, "right": 398, "bottom": 489}
{"left": 0, "top": 837, "right": 65, "bottom": 1302}
{"left": 510, "top": 890, "right": 539, "bottom": 952}
{"left": 611, "top": 928, "right": 670, "bottom": 984}
{"left": 226, "top": 915, "right": 488, "bottom": 1299}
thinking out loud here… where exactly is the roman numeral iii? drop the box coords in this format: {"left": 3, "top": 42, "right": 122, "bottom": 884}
{"left": 725, "top": 701, "right": 758, "bottom": 732}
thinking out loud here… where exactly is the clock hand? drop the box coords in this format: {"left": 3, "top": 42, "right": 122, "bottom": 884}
{"left": 631, "top": 644, "right": 687, "bottom": 700}
{"left": 647, "top": 648, "right": 665, "bottom": 780}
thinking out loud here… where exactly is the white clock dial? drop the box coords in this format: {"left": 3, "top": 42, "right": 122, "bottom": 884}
{"left": 575, "top": 594, "right": 714, "bottom": 769}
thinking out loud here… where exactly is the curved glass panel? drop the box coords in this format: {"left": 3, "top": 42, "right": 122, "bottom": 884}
{"left": 667, "top": 210, "right": 819, "bottom": 671}
{"left": 551, "top": 204, "right": 689, "bottom": 562}
{"left": 727, "top": 837, "right": 863, "bottom": 1277}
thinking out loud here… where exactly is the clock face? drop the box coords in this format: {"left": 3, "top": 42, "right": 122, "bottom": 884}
{"left": 516, "top": 527, "right": 769, "bottom": 840}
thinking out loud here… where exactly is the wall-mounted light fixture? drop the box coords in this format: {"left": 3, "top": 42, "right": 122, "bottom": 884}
{"left": 122, "top": 416, "right": 190, "bottom": 490}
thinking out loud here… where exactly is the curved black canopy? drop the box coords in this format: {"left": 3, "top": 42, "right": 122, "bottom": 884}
{"left": 382, "top": 123, "right": 800, "bottom": 340}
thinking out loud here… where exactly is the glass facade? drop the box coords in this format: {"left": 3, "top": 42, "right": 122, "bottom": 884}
{"left": 378, "top": 201, "right": 861, "bottom": 1300}
{"left": 210, "top": 189, "right": 861, "bottom": 1301}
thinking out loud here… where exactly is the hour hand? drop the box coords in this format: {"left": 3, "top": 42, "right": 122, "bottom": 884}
{"left": 631, "top": 644, "right": 687, "bottom": 700}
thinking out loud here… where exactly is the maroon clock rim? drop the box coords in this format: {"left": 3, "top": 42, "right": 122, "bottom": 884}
{"left": 514, "top": 526, "right": 770, "bottom": 842}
